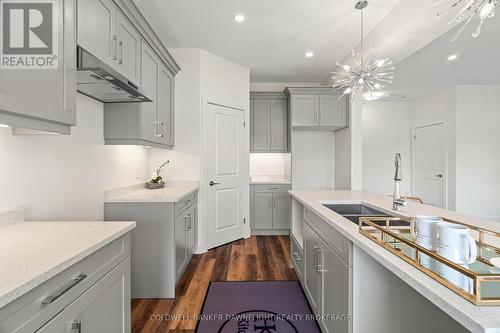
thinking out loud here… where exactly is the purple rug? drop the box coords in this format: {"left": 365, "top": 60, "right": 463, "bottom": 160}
{"left": 196, "top": 281, "right": 321, "bottom": 333}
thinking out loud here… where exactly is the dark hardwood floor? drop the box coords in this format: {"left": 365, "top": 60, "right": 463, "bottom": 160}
{"left": 131, "top": 235, "right": 298, "bottom": 333}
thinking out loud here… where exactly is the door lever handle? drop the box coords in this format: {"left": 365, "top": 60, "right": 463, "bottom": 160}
{"left": 434, "top": 174, "right": 443, "bottom": 178}
{"left": 209, "top": 181, "right": 220, "bottom": 186}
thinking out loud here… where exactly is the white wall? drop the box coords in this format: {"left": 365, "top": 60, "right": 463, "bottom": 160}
{"left": 335, "top": 96, "right": 363, "bottom": 190}
{"left": 455, "top": 85, "right": 500, "bottom": 220}
{"left": 292, "top": 131, "right": 335, "bottom": 190}
{"left": 249, "top": 153, "right": 291, "bottom": 177}
{"left": 0, "top": 94, "right": 150, "bottom": 220}
{"left": 152, "top": 48, "right": 250, "bottom": 252}
{"left": 362, "top": 101, "right": 413, "bottom": 196}
{"left": 413, "top": 87, "right": 457, "bottom": 210}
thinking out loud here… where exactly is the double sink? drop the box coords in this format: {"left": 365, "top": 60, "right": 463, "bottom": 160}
{"left": 323, "top": 203, "right": 405, "bottom": 226}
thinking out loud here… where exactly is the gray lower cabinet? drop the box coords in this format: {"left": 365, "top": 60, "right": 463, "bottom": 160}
{"left": 104, "top": 192, "right": 197, "bottom": 298}
{"left": 0, "top": 235, "right": 131, "bottom": 333}
{"left": 250, "top": 93, "right": 289, "bottom": 152}
{"left": 175, "top": 202, "right": 196, "bottom": 281}
{"left": 36, "top": 258, "right": 130, "bottom": 333}
{"left": 250, "top": 185, "right": 291, "bottom": 233}
{"left": 0, "top": 0, "right": 76, "bottom": 134}
{"left": 104, "top": 39, "right": 175, "bottom": 149}
{"left": 303, "top": 213, "right": 351, "bottom": 333}
{"left": 286, "top": 87, "right": 348, "bottom": 131}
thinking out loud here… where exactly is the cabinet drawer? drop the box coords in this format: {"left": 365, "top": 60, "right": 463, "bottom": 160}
{"left": 254, "top": 185, "right": 291, "bottom": 193}
{"left": 290, "top": 236, "right": 303, "bottom": 279}
{"left": 0, "top": 235, "right": 130, "bottom": 333}
{"left": 304, "top": 209, "right": 350, "bottom": 265}
{"left": 175, "top": 192, "right": 197, "bottom": 216}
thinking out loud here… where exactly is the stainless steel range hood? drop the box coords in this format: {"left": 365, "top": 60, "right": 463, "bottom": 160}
{"left": 76, "top": 46, "right": 152, "bottom": 103}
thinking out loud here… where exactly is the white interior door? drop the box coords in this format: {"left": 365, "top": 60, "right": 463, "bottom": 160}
{"left": 414, "top": 124, "right": 446, "bottom": 208}
{"left": 207, "top": 103, "right": 246, "bottom": 249}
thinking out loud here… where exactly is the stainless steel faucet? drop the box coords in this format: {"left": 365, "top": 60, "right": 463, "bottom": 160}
{"left": 393, "top": 153, "right": 407, "bottom": 211}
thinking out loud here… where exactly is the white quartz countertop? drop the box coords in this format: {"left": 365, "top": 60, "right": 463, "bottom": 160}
{"left": 289, "top": 190, "right": 500, "bottom": 333}
{"left": 0, "top": 221, "right": 135, "bottom": 308}
{"left": 104, "top": 185, "right": 199, "bottom": 203}
{"left": 250, "top": 175, "right": 292, "bottom": 185}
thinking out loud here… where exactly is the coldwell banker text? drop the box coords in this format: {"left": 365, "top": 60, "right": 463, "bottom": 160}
{"left": 1, "top": 0, "right": 58, "bottom": 69}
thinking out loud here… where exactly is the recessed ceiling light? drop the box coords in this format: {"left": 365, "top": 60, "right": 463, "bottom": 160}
{"left": 234, "top": 14, "right": 245, "bottom": 22}
{"left": 0, "top": 124, "right": 9, "bottom": 128}
{"left": 447, "top": 54, "right": 458, "bottom": 61}
{"left": 305, "top": 52, "right": 314, "bottom": 58}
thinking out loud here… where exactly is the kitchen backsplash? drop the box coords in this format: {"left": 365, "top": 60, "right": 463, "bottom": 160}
{"left": 249, "top": 153, "right": 291, "bottom": 177}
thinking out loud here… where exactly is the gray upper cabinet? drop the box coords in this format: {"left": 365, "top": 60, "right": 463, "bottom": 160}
{"left": 0, "top": 0, "right": 76, "bottom": 134}
{"left": 115, "top": 12, "right": 141, "bottom": 85}
{"left": 250, "top": 93, "right": 289, "bottom": 153}
{"left": 290, "top": 95, "right": 319, "bottom": 127}
{"left": 78, "top": 0, "right": 140, "bottom": 85}
{"left": 319, "top": 95, "right": 347, "bottom": 127}
{"left": 270, "top": 100, "right": 288, "bottom": 151}
{"left": 157, "top": 66, "right": 175, "bottom": 146}
{"left": 104, "top": 40, "right": 175, "bottom": 149}
{"left": 251, "top": 100, "right": 271, "bottom": 151}
{"left": 286, "top": 87, "right": 349, "bottom": 131}
{"left": 77, "top": 0, "right": 117, "bottom": 69}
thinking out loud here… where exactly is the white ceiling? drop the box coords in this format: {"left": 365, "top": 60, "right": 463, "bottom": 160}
{"left": 385, "top": 15, "right": 500, "bottom": 100}
{"left": 133, "top": 0, "right": 400, "bottom": 82}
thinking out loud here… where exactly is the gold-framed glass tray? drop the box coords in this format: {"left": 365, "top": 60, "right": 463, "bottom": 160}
{"left": 359, "top": 216, "right": 500, "bottom": 306}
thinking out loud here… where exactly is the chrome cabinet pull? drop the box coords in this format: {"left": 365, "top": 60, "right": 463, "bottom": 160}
{"left": 117, "top": 41, "right": 124, "bottom": 64}
{"left": 292, "top": 252, "right": 301, "bottom": 261}
{"left": 111, "top": 35, "right": 118, "bottom": 60}
{"left": 313, "top": 246, "right": 318, "bottom": 268}
{"left": 160, "top": 121, "right": 165, "bottom": 138}
{"left": 41, "top": 274, "right": 87, "bottom": 305}
{"left": 71, "top": 321, "right": 82, "bottom": 333}
{"left": 316, "top": 249, "right": 327, "bottom": 272}
{"left": 184, "top": 215, "right": 190, "bottom": 231}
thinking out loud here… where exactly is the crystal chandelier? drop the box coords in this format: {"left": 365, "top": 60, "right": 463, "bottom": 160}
{"left": 435, "top": 0, "right": 498, "bottom": 41}
{"left": 332, "top": 1, "right": 395, "bottom": 101}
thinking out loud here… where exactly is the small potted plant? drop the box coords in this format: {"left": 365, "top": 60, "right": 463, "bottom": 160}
{"left": 146, "top": 160, "right": 169, "bottom": 189}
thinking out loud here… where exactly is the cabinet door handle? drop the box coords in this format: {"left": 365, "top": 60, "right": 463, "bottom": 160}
{"left": 292, "top": 252, "right": 301, "bottom": 261}
{"left": 41, "top": 274, "right": 87, "bottom": 305}
{"left": 184, "top": 215, "right": 190, "bottom": 231}
{"left": 160, "top": 121, "right": 165, "bottom": 138}
{"left": 316, "top": 248, "right": 327, "bottom": 272}
{"left": 313, "top": 246, "right": 318, "bottom": 268}
{"left": 111, "top": 35, "right": 118, "bottom": 60}
{"left": 72, "top": 321, "right": 82, "bottom": 333}
{"left": 117, "top": 41, "right": 124, "bottom": 64}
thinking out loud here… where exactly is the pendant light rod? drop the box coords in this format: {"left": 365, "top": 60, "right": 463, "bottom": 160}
{"left": 355, "top": 1, "right": 368, "bottom": 67}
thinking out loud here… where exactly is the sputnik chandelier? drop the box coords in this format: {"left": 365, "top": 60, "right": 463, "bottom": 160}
{"left": 332, "top": 1, "right": 395, "bottom": 101}
{"left": 434, "top": 0, "right": 498, "bottom": 41}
